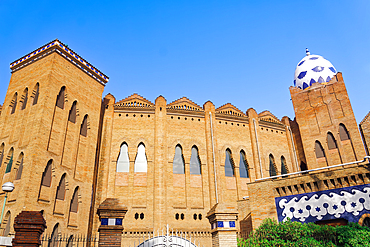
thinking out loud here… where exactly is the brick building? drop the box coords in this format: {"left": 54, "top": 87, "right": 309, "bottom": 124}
{"left": 0, "top": 40, "right": 368, "bottom": 246}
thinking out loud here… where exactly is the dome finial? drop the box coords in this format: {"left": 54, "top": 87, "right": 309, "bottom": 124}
{"left": 306, "top": 48, "right": 310, "bottom": 56}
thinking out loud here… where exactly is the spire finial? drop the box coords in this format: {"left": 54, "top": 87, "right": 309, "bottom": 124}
{"left": 306, "top": 48, "right": 310, "bottom": 56}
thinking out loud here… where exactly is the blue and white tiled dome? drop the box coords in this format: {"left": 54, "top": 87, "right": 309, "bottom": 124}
{"left": 294, "top": 49, "right": 337, "bottom": 90}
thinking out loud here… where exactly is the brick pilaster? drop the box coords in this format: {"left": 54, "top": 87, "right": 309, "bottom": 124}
{"left": 97, "top": 198, "right": 127, "bottom": 247}
{"left": 12, "top": 211, "right": 46, "bottom": 247}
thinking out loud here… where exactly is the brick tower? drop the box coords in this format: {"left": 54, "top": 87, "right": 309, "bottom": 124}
{"left": 0, "top": 40, "right": 107, "bottom": 236}
{"left": 290, "top": 51, "right": 366, "bottom": 170}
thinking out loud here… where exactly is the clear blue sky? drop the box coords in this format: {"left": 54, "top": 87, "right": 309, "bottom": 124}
{"left": 0, "top": 1, "right": 369, "bottom": 122}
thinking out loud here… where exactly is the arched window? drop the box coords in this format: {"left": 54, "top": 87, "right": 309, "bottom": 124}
{"left": 315, "top": 141, "right": 326, "bottom": 158}
{"left": 41, "top": 160, "right": 53, "bottom": 187}
{"left": 21, "top": 88, "right": 28, "bottom": 110}
{"left": 32, "top": 83, "right": 39, "bottom": 105}
{"left": 80, "top": 115, "right": 88, "bottom": 137}
{"left": 0, "top": 144, "right": 4, "bottom": 168}
{"left": 5, "top": 148, "right": 14, "bottom": 174}
{"left": 225, "top": 149, "right": 235, "bottom": 177}
{"left": 190, "top": 146, "right": 201, "bottom": 175}
{"left": 239, "top": 150, "right": 249, "bottom": 178}
{"left": 50, "top": 223, "right": 60, "bottom": 245}
{"left": 281, "top": 156, "right": 288, "bottom": 175}
{"left": 11, "top": 93, "right": 17, "bottom": 114}
{"left": 15, "top": 154, "right": 24, "bottom": 180}
{"left": 70, "top": 187, "right": 79, "bottom": 213}
{"left": 269, "top": 154, "right": 277, "bottom": 177}
{"left": 2, "top": 211, "right": 11, "bottom": 237}
{"left": 117, "top": 143, "right": 129, "bottom": 172}
{"left": 68, "top": 101, "right": 77, "bottom": 123}
{"left": 56, "top": 87, "right": 65, "bottom": 109}
{"left": 56, "top": 174, "right": 66, "bottom": 200}
{"left": 327, "top": 132, "right": 338, "bottom": 150}
{"left": 339, "top": 124, "right": 350, "bottom": 141}
{"left": 173, "top": 145, "right": 185, "bottom": 174}
{"left": 134, "top": 143, "right": 147, "bottom": 172}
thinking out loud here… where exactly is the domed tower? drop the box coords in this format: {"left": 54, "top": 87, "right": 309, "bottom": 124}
{"left": 290, "top": 49, "right": 366, "bottom": 170}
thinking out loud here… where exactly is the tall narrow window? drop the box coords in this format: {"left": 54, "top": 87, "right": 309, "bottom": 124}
{"left": 134, "top": 143, "right": 147, "bottom": 172}
{"left": 117, "top": 143, "right": 129, "bottom": 172}
{"left": 56, "top": 175, "right": 66, "bottom": 200}
{"left": 315, "top": 141, "right": 326, "bottom": 158}
{"left": 56, "top": 87, "right": 65, "bottom": 109}
{"left": 239, "top": 151, "right": 249, "bottom": 178}
{"left": 173, "top": 145, "right": 185, "bottom": 174}
{"left": 190, "top": 146, "right": 201, "bottom": 175}
{"left": 50, "top": 223, "right": 60, "bottom": 243}
{"left": 327, "top": 132, "right": 338, "bottom": 150}
{"left": 0, "top": 144, "right": 4, "bottom": 168}
{"left": 15, "top": 156, "right": 24, "bottom": 180}
{"left": 269, "top": 154, "right": 277, "bottom": 177}
{"left": 11, "top": 93, "right": 17, "bottom": 114}
{"left": 21, "top": 88, "right": 28, "bottom": 110}
{"left": 225, "top": 149, "right": 235, "bottom": 177}
{"left": 339, "top": 124, "right": 350, "bottom": 141}
{"left": 68, "top": 101, "right": 77, "bottom": 123}
{"left": 281, "top": 156, "right": 288, "bottom": 175}
{"left": 32, "top": 83, "right": 39, "bottom": 105}
{"left": 41, "top": 160, "right": 52, "bottom": 187}
{"left": 80, "top": 115, "right": 88, "bottom": 137}
{"left": 3, "top": 212, "right": 11, "bottom": 237}
{"left": 70, "top": 187, "right": 79, "bottom": 213}
{"left": 5, "top": 149, "right": 14, "bottom": 174}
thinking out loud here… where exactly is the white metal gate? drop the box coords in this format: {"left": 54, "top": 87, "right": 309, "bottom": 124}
{"left": 134, "top": 225, "right": 199, "bottom": 247}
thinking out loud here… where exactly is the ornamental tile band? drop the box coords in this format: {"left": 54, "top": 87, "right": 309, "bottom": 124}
{"left": 10, "top": 39, "right": 109, "bottom": 85}
{"left": 275, "top": 184, "right": 370, "bottom": 224}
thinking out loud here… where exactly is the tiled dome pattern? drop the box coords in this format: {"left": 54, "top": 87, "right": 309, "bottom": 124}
{"left": 294, "top": 54, "right": 337, "bottom": 90}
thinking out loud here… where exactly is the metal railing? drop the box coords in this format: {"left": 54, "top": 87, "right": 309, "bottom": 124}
{"left": 255, "top": 156, "right": 370, "bottom": 182}
{"left": 40, "top": 234, "right": 98, "bottom": 247}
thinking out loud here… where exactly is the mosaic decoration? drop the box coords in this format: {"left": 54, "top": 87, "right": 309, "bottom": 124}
{"left": 10, "top": 40, "right": 109, "bottom": 85}
{"left": 294, "top": 53, "right": 336, "bottom": 90}
{"left": 275, "top": 184, "right": 370, "bottom": 223}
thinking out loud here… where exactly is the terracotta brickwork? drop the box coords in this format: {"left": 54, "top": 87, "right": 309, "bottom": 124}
{"left": 0, "top": 40, "right": 369, "bottom": 247}
{"left": 360, "top": 112, "right": 370, "bottom": 155}
{"left": 0, "top": 40, "right": 105, "bottom": 238}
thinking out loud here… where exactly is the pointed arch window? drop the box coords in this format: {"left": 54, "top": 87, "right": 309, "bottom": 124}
{"left": 32, "top": 83, "right": 39, "bottom": 105}
{"left": 21, "top": 88, "right": 28, "bottom": 110}
{"left": 117, "top": 143, "right": 130, "bottom": 172}
{"left": 134, "top": 143, "right": 147, "bottom": 172}
{"left": 5, "top": 149, "right": 14, "bottom": 174}
{"left": 68, "top": 101, "right": 77, "bottom": 123}
{"left": 50, "top": 223, "right": 60, "bottom": 243}
{"left": 70, "top": 187, "right": 79, "bottom": 213}
{"left": 281, "top": 156, "right": 288, "bottom": 175}
{"left": 41, "top": 160, "right": 52, "bottom": 187}
{"left": 11, "top": 93, "right": 17, "bottom": 114}
{"left": 173, "top": 145, "right": 185, "bottom": 174}
{"left": 0, "top": 144, "right": 4, "bottom": 168}
{"left": 56, "top": 174, "right": 66, "bottom": 200}
{"left": 190, "top": 146, "right": 201, "bottom": 175}
{"left": 56, "top": 87, "right": 65, "bottom": 109}
{"left": 225, "top": 149, "right": 235, "bottom": 177}
{"left": 239, "top": 150, "right": 249, "bottom": 178}
{"left": 269, "top": 154, "right": 277, "bottom": 177}
{"left": 339, "top": 124, "right": 350, "bottom": 141}
{"left": 315, "top": 141, "right": 326, "bottom": 158}
{"left": 15, "top": 156, "right": 24, "bottom": 180}
{"left": 80, "top": 115, "right": 88, "bottom": 137}
{"left": 3, "top": 211, "right": 11, "bottom": 237}
{"left": 327, "top": 132, "right": 338, "bottom": 150}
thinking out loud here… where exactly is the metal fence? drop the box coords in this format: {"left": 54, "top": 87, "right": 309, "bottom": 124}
{"left": 39, "top": 234, "right": 98, "bottom": 247}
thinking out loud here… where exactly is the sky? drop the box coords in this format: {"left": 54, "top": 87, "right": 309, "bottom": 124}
{"left": 0, "top": 1, "right": 369, "bottom": 122}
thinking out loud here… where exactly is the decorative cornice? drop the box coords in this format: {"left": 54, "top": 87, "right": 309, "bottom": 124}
{"left": 114, "top": 93, "right": 154, "bottom": 109}
{"left": 10, "top": 39, "right": 109, "bottom": 85}
{"left": 215, "top": 103, "right": 247, "bottom": 117}
{"left": 167, "top": 97, "right": 203, "bottom": 112}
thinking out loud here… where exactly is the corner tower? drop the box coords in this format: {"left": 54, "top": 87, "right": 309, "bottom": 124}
{"left": 290, "top": 50, "right": 365, "bottom": 170}
{"left": 0, "top": 40, "right": 108, "bottom": 236}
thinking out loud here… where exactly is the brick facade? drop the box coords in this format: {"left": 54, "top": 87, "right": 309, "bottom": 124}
{"left": 0, "top": 40, "right": 368, "bottom": 246}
